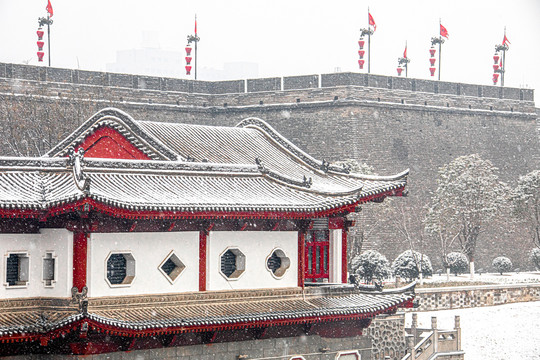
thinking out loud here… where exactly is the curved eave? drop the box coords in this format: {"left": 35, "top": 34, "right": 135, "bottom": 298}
{"left": 0, "top": 295, "right": 414, "bottom": 342}
{"left": 0, "top": 185, "right": 405, "bottom": 220}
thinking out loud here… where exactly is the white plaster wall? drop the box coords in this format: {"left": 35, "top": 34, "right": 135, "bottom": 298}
{"left": 88, "top": 232, "right": 199, "bottom": 297}
{"left": 207, "top": 231, "right": 298, "bottom": 291}
{"left": 329, "top": 229, "right": 342, "bottom": 283}
{"left": 0, "top": 229, "right": 73, "bottom": 299}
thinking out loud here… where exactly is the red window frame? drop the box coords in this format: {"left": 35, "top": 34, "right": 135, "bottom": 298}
{"left": 304, "top": 229, "right": 329, "bottom": 282}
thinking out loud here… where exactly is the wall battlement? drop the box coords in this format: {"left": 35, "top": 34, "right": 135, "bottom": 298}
{"left": 0, "top": 62, "right": 534, "bottom": 102}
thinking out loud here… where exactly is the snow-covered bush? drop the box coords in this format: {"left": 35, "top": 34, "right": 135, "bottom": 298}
{"left": 530, "top": 248, "right": 540, "bottom": 271}
{"left": 350, "top": 250, "right": 391, "bottom": 283}
{"left": 445, "top": 252, "right": 468, "bottom": 276}
{"left": 392, "top": 250, "right": 432, "bottom": 281}
{"left": 492, "top": 256, "right": 513, "bottom": 275}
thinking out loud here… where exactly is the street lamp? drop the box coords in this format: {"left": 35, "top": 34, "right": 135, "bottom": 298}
{"left": 37, "top": 16, "right": 53, "bottom": 66}
{"left": 397, "top": 43, "right": 410, "bottom": 77}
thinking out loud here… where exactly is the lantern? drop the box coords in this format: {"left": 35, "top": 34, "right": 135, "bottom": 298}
{"left": 493, "top": 54, "right": 500, "bottom": 64}
{"left": 37, "top": 41, "right": 44, "bottom": 51}
{"left": 429, "top": 67, "right": 436, "bottom": 76}
{"left": 358, "top": 50, "right": 365, "bottom": 59}
{"left": 37, "top": 52, "right": 45, "bottom": 62}
{"left": 397, "top": 67, "right": 403, "bottom": 76}
{"left": 185, "top": 46, "right": 192, "bottom": 56}
{"left": 429, "top": 58, "right": 436, "bottom": 66}
{"left": 37, "top": 28, "right": 44, "bottom": 40}
{"left": 493, "top": 73, "right": 499, "bottom": 81}
{"left": 358, "top": 60, "right": 365, "bottom": 69}
{"left": 185, "top": 57, "right": 192, "bottom": 65}
{"left": 358, "top": 39, "right": 365, "bottom": 49}
{"left": 493, "top": 64, "right": 499, "bottom": 71}
{"left": 429, "top": 48, "right": 436, "bottom": 57}
{"left": 185, "top": 65, "right": 192, "bottom": 75}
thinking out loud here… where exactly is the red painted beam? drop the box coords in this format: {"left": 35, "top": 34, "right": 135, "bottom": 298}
{"left": 73, "top": 231, "right": 88, "bottom": 292}
{"left": 298, "top": 231, "right": 305, "bottom": 288}
{"left": 199, "top": 231, "right": 207, "bottom": 292}
{"left": 342, "top": 227, "right": 348, "bottom": 284}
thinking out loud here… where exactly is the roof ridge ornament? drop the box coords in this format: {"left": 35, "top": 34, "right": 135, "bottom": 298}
{"left": 68, "top": 148, "right": 90, "bottom": 193}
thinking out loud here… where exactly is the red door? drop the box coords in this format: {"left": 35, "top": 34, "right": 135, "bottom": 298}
{"left": 304, "top": 230, "right": 329, "bottom": 282}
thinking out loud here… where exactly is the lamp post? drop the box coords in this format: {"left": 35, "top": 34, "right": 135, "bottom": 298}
{"left": 37, "top": 16, "right": 53, "bottom": 66}
{"left": 430, "top": 36, "right": 444, "bottom": 81}
{"left": 397, "top": 43, "right": 410, "bottom": 77}
{"left": 493, "top": 43, "right": 508, "bottom": 87}
{"left": 358, "top": 27, "right": 374, "bottom": 73}
{"left": 186, "top": 15, "right": 200, "bottom": 79}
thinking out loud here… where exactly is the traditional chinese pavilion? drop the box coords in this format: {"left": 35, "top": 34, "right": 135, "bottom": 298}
{"left": 0, "top": 108, "right": 413, "bottom": 358}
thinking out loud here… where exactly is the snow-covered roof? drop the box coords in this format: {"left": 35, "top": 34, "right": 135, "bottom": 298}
{"left": 0, "top": 108, "right": 408, "bottom": 218}
{"left": 0, "top": 285, "right": 415, "bottom": 340}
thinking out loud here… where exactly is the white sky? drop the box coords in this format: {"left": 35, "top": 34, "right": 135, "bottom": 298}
{"left": 1, "top": 0, "right": 539, "bottom": 102}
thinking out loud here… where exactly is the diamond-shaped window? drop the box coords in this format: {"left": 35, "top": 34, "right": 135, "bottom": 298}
{"left": 159, "top": 252, "right": 185, "bottom": 284}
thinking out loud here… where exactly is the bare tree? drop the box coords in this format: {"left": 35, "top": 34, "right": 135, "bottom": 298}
{"left": 425, "top": 154, "right": 508, "bottom": 279}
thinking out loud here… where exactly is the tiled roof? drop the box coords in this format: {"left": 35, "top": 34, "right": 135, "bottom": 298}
{"left": 0, "top": 285, "right": 415, "bottom": 339}
{"left": 0, "top": 158, "right": 406, "bottom": 218}
{"left": 0, "top": 108, "right": 408, "bottom": 217}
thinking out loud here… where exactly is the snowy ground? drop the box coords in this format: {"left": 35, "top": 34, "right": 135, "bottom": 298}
{"left": 404, "top": 301, "right": 540, "bottom": 360}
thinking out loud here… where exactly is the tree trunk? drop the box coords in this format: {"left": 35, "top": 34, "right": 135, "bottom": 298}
{"left": 469, "top": 260, "right": 475, "bottom": 280}
{"left": 446, "top": 267, "right": 450, "bottom": 281}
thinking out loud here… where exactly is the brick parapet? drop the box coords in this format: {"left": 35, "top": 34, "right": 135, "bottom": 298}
{"left": 414, "top": 283, "right": 540, "bottom": 311}
{"left": 0, "top": 63, "right": 535, "bottom": 112}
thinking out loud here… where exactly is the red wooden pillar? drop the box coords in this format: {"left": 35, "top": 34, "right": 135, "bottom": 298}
{"left": 73, "top": 231, "right": 88, "bottom": 291}
{"left": 298, "top": 230, "right": 305, "bottom": 288}
{"left": 342, "top": 227, "right": 348, "bottom": 284}
{"left": 199, "top": 230, "right": 207, "bottom": 291}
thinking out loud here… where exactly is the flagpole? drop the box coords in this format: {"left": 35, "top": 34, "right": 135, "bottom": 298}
{"left": 438, "top": 19, "right": 441, "bottom": 81}
{"left": 194, "top": 15, "right": 198, "bottom": 80}
{"left": 47, "top": 15, "right": 51, "bottom": 67}
{"left": 367, "top": 8, "right": 371, "bottom": 73}
{"left": 405, "top": 41, "right": 408, "bottom": 78}
{"left": 501, "top": 27, "right": 506, "bottom": 87}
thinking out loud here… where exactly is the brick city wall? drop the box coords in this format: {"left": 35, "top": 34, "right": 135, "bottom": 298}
{"left": 415, "top": 283, "right": 540, "bottom": 311}
{"left": 3, "top": 333, "right": 373, "bottom": 360}
{"left": 0, "top": 62, "right": 539, "bottom": 268}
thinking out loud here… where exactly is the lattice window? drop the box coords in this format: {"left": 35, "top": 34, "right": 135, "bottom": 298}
{"left": 219, "top": 248, "right": 245, "bottom": 279}
{"left": 5, "top": 253, "right": 29, "bottom": 287}
{"left": 305, "top": 229, "right": 330, "bottom": 282}
{"left": 106, "top": 252, "right": 135, "bottom": 286}
{"left": 42, "top": 252, "right": 56, "bottom": 287}
{"left": 336, "top": 350, "right": 360, "bottom": 360}
{"left": 159, "top": 252, "right": 185, "bottom": 284}
{"left": 266, "top": 249, "right": 291, "bottom": 278}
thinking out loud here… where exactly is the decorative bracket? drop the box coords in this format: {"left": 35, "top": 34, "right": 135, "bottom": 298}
{"left": 71, "top": 286, "right": 88, "bottom": 314}
{"left": 68, "top": 148, "right": 90, "bottom": 193}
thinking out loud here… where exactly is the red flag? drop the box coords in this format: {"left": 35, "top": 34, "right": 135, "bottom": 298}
{"left": 440, "top": 24, "right": 449, "bottom": 38}
{"left": 194, "top": 19, "right": 197, "bottom": 35}
{"left": 403, "top": 45, "right": 407, "bottom": 58}
{"left": 502, "top": 34, "right": 510, "bottom": 46}
{"left": 368, "top": 12, "right": 376, "bottom": 31}
{"left": 46, "top": 0, "right": 53, "bottom": 17}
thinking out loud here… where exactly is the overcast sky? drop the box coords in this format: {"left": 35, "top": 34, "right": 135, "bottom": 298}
{"left": 1, "top": 0, "right": 539, "bottom": 102}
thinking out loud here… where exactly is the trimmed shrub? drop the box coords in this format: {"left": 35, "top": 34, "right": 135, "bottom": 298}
{"left": 446, "top": 252, "right": 469, "bottom": 276}
{"left": 492, "top": 256, "right": 512, "bottom": 275}
{"left": 392, "top": 250, "right": 432, "bottom": 281}
{"left": 351, "top": 250, "right": 391, "bottom": 283}
{"left": 530, "top": 248, "right": 540, "bottom": 271}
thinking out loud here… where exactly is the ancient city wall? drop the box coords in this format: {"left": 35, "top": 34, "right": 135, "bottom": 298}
{"left": 0, "top": 62, "right": 538, "bottom": 268}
